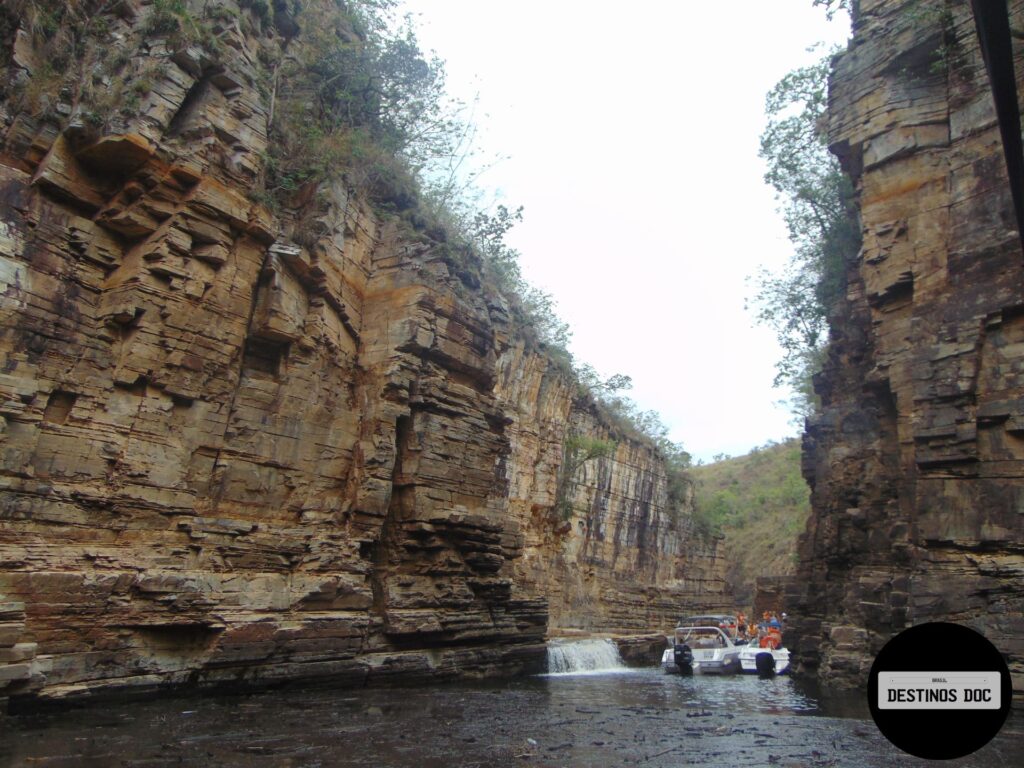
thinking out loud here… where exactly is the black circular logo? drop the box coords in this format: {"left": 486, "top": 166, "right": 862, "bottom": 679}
{"left": 868, "top": 622, "right": 1011, "bottom": 760}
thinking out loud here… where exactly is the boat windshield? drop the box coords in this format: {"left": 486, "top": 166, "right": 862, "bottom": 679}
{"left": 680, "top": 615, "right": 733, "bottom": 626}
{"left": 675, "top": 627, "right": 728, "bottom": 648}
{"left": 679, "top": 615, "right": 738, "bottom": 637}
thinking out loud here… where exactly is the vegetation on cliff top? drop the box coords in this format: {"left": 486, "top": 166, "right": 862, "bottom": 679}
{"left": 749, "top": 50, "right": 861, "bottom": 420}
{"left": 260, "top": 0, "right": 577, "bottom": 355}
{"left": 690, "top": 439, "right": 810, "bottom": 596}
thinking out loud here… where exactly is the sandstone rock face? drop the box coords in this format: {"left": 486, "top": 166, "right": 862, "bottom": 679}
{"left": 791, "top": 0, "right": 1024, "bottom": 702}
{"left": 0, "top": 1, "right": 725, "bottom": 704}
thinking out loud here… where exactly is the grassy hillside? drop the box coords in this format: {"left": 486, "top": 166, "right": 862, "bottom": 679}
{"left": 690, "top": 439, "right": 810, "bottom": 607}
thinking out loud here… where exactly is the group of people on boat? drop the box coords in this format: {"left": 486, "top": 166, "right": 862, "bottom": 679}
{"left": 664, "top": 610, "right": 793, "bottom": 675}
{"left": 735, "top": 611, "right": 786, "bottom": 649}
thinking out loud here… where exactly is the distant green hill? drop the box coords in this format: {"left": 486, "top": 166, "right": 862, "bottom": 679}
{"left": 690, "top": 439, "right": 810, "bottom": 608}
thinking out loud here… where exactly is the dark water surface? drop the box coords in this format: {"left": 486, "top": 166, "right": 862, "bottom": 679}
{"left": 1, "top": 668, "right": 1022, "bottom": 767}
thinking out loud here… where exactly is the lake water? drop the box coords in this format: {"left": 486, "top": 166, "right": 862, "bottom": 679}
{"left": 1, "top": 667, "right": 1021, "bottom": 767}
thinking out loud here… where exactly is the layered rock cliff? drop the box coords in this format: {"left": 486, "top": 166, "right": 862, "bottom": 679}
{"left": 0, "top": 1, "right": 726, "bottom": 705}
{"left": 790, "top": 0, "right": 1024, "bottom": 701}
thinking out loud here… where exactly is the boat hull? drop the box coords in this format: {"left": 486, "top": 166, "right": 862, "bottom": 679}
{"left": 692, "top": 657, "right": 740, "bottom": 674}
{"left": 738, "top": 647, "right": 790, "bottom": 675}
{"left": 662, "top": 625, "right": 743, "bottom": 675}
{"left": 661, "top": 650, "right": 742, "bottom": 675}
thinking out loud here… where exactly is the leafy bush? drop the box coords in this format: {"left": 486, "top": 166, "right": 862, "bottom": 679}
{"left": 144, "top": 0, "right": 192, "bottom": 36}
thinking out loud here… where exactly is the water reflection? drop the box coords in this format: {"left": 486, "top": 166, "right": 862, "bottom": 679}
{"left": 526, "top": 667, "right": 860, "bottom": 717}
{"left": 0, "top": 667, "right": 1015, "bottom": 767}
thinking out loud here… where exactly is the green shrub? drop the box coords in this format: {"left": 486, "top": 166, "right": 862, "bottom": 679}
{"left": 145, "top": 0, "right": 190, "bottom": 35}
{"left": 554, "top": 434, "right": 617, "bottom": 521}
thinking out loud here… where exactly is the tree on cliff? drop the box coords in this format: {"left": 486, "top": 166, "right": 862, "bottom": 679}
{"left": 469, "top": 204, "right": 572, "bottom": 351}
{"left": 812, "top": 0, "right": 854, "bottom": 20}
{"left": 750, "top": 52, "right": 861, "bottom": 419}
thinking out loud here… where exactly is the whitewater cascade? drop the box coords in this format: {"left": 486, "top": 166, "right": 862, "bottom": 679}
{"left": 545, "top": 639, "right": 627, "bottom": 674}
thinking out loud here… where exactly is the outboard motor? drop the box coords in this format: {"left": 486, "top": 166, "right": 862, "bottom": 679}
{"left": 755, "top": 651, "right": 776, "bottom": 678}
{"left": 673, "top": 643, "right": 693, "bottom": 674}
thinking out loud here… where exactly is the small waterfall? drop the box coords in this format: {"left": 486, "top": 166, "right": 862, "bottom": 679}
{"left": 545, "top": 638, "right": 628, "bottom": 675}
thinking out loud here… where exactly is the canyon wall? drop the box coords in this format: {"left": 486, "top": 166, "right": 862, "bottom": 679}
{"left": 790, "top": 0, "right": 1024, "bottom": 701}
{"left": 0, "top": 1, "right": 725, "bottom": 705}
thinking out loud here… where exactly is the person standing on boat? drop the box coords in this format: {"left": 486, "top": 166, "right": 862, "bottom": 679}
{"left": 763, "top": 614, "right": 783, "bottom": 649}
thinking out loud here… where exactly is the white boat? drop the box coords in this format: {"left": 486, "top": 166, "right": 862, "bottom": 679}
{"left": 661, "top": 625, "right": 741, "bottom": 675}
{"left": 738, "top": 643, "right": 791, "bottom": 675}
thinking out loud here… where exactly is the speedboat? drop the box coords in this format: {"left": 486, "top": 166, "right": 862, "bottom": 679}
{"left": 660, "top": 625, "right": 742, "bottom": 675}
{"left": 738, "top": 643, "right": 790, "bottom": 675}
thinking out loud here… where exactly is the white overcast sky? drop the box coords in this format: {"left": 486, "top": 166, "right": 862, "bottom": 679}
{"left": 399, "top": 1, "right": 851, "bottom": 462}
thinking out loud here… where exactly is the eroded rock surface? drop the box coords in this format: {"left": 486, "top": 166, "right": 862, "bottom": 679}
{"left": 0, "top": 1, "right": 725, "bottom": 705}
{"left": 790, "top": 0, "right": 1024, "bottom": 701}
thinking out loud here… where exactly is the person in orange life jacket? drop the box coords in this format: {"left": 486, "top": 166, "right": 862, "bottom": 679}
{"left": 760, "top": 625, "right": 782, "bottom": 649}
{"left": 761, "top": 614, "right": 783, "bottom": 649}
